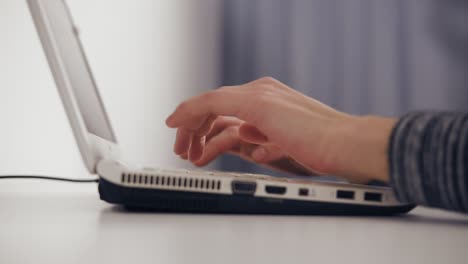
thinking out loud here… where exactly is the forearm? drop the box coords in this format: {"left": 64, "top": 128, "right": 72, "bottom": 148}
{"left": 389, "top": 112, "right": 468, "bottom": 212}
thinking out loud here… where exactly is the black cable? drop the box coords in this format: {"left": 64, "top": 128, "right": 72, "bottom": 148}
{"left": 0, "top": 175, "right": 99, "bottom": 183}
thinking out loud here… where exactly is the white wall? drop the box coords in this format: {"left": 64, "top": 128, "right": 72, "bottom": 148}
{"left": 0, "top": 0, "right": 221, "bottom": 191}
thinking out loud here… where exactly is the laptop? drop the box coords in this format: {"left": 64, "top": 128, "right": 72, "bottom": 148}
{"left": 27, "top": 0, "right": 415, "bottom": 215}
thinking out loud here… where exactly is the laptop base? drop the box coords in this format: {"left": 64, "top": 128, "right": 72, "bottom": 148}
{"left": 99, "top": 178, "right": 415, "bottom": 216}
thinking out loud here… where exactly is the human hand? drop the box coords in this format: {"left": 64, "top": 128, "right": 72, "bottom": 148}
{"left": 166, "top": 77, "right": 396, "bottom": 183}
{"left": 187, "top": 116, "right": 318, "bottom": 176}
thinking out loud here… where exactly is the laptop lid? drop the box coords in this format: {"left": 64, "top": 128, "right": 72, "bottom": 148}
{"left": 27, "top": 0, "right": 121, "bottom": 173}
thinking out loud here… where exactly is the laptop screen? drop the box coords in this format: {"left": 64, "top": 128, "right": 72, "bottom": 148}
{"left": 41, "top": 0, "right": 116, "bottom": 143}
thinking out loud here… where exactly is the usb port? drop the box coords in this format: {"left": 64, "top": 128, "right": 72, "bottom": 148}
{"left": 298, "top": 188, "right": 309, "bottom": 196}
{"left": 336, "top": 190, "right": 355, "bottom": 200}
{"left": 364, "top": 192, "right": 382, "bottom": 202}
{"left": 265, "top": 185, "right": 287, "bottom": 195}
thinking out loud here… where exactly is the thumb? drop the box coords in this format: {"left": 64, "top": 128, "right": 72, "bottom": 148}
{"left": 251, "top": 145, "right": 284, "bottom": 163}
{"left": 238, "top": 123, "right": 284, "bottom": 163}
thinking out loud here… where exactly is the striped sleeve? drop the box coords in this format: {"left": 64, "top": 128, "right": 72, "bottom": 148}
{"left": 388, "top": 112, "right": 468, "bottom": 213}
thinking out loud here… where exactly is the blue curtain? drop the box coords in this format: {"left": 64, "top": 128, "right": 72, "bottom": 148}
{"left": 219, "top": 0, "right": 468, "bottom": 176}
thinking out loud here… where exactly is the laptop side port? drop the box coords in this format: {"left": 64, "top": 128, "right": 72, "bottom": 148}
{"left": 298, "top": 188, "right": 309, "bottom": 196}
{"left": 336, "top": 190, "right": 355, "bottom": 200}
{"left": 231, "top": 181, "right": 257, "bottom": 195}
{"left": 265, "top": 185, "right": 287, "bottom": 195}
{"left": 364, "top": 192, "right": 382, "bottom": 202}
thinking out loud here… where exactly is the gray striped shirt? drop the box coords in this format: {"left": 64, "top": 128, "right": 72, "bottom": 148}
{"left": 389, "top": 112, "right": 468, "bottom": 212}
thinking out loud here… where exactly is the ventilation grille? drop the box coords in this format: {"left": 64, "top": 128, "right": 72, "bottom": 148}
{"left": 121, "top": 173, "right": 221, "bottom": 191}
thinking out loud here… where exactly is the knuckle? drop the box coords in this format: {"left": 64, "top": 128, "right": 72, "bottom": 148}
{"left": 254, "top": 83, "right": 272, "bottom": 92}
{"left": 254, "top": 91, "right": 273, "bottom": 105}
{"left": 200, "top": 91, "right": 217, "bottom": 101}
{"left": 210, "top": 116, "right": 223, "bottom": 128}
{"left": 257, "top": 76, "right": 277, "bottom": 84}
{"left": 217, "top": 85, "right": 233, "bottom": 91}
{"left": 193, "top": 129, "right": 206, "bottom": 137}
{"left": 225, "top": 126, "right": 239, "bottom": 137}
{"left": 251, "top": 81, "right": 277, "bottom": 95}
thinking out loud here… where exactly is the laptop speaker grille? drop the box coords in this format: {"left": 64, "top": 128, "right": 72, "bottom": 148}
{"left": 121, "top": 173, "right": 221, "bottom": 191}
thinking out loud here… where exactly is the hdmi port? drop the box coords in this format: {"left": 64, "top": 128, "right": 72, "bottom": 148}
{"left": 265, "top": 185, "right": 286, "bottom": 195}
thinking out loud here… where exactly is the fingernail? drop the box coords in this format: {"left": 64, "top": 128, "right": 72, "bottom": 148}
{"left": 252, "top": 147, "right": 266, "bottom": 161}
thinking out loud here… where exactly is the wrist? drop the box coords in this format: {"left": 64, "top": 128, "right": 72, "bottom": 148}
{"left": 337, "top": 116, "right": 397, "bottom": 183}
{"left": 348, "top": 115, "right": 397, "bottom": 183}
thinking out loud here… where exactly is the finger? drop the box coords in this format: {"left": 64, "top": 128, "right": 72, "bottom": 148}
{"left": 166, "top": 87, "right": 251, "bottom": 130}
{"left": 174, "top": 128, "right": 192, "bottom": 155}
{"left": 192, "top": 117, "right": 244, "bottom": 165}
{"left": 186, "top": 114, "right": 217, "bottom": 161}
{"left": 249, "top": 145, "right": 284, "bottom": 163}
{"left": 238, "top": 123, "right": 268, "bottom": 144}
{"left": 206, "top": 116, "right": 243, "bottom": 142}
{"left": 247, "top": 145, "right": 320, "bottom": 176}
{"left": 194, "top": 114, "right": 217, "bottom": 136}
{"left": 188, "top": 134, "right": 205, "bottom": 162}
{"left": 238, "top": 143, "right": 257, "bottom": 159}
{"left": 236, "top": 144, "right": 284, "bottom": 163}
{"left": 194, "top": 127, "right": 240, "bottom": 167}
{"left": 174, "top": 116, "right": 237, "bottom": 156}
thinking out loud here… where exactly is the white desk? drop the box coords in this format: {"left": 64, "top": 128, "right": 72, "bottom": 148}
{"left": 1, "top": 181, "right": 468, "bottom": 264}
